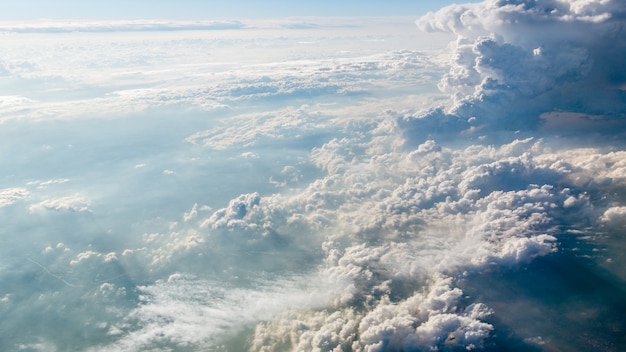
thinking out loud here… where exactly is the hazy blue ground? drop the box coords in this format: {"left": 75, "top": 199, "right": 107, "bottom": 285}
{"left": 1, "top": 1, "right": 626, "bottom": 351}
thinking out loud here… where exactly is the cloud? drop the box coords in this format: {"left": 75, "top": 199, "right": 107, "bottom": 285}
{"left": 97, "top": 272, "right": 349, "bottom": 352}
{"left": 186, "top": 106, "right": 332, "bottom": 150}
{"left": 182, "top": 203, "right": 198, "bottom": 222}
{"left": 600, "top": 206, "right": 626, "bottom": 228}
{"left": 0, "top": 20, "right": 246, "bottom": 33}
{"left": 354, "top": 277, "right": 494, "bottom": 352}
{"left": 3, "top": 12, "right": 625, "bottom": 352}
{"left": 415, "top": 0, "right": 626, "bottom": 132}
{"left": 0, "top": 27, "right": 445, "bottom": 122}
{"left": 0, "top": 188, "right": 28, "bottom": 208}
{"left": 200, "top": 192, "right": 261, "bottom": 229}
{"left": 26, "top": 178, "right": 70, "bottom": 188}
{"left": 250, "top": 276, "right": 494, "bottom": 352}
{"left": 109, "top": 135, "right": 597, "bottom": 350}
{"left": 29, "top": 194, "right": 91, "bottom": 213}
{"left": 0, "top": 46, "right": 441, "bottom": 123}
{"left": 70, "top": 250, "right": 118, "bottom": 265}
{"left": 0, "top": 95, "right": 36, "bottom": 115}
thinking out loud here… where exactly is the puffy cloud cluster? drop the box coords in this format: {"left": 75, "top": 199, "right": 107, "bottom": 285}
{"left": 354, "top": 279, "right": 494, "bottom": 352}
{"left": 110, "top": 134, "right": 602, "bottom": 350}
{"left": 250, "top": 277, "right": 493, "bottom": 352}
{"left": 201, "top": 192, "right": 261, "bottom": 229}
{"left": 415, "top": 0, "right": 626, "bottom": 131}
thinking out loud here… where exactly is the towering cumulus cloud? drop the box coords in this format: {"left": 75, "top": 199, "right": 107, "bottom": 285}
{"left": 415, "top": 0, "right": 626, "bottom": 131}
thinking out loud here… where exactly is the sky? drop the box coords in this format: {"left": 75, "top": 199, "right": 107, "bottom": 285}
{"left": 0, "top": 0, "right": 479, "bottom": 19}
{"left": 1, "top": 0, "right": 626, "bottom": 351}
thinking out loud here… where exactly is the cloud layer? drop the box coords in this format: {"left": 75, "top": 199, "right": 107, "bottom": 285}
{"left": 0, "top": 6, "right": 625, "bottom": 352}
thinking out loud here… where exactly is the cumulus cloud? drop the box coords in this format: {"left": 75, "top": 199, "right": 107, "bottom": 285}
{"left": 415, "top": 0, "right": 626, "bottom": 132}
{"left": 600, "top": 206, "right": 626, "bottom": 228}
{"left": 108, "top": 135, "right": 598, "bottom": 350}
{"left": 70, "top": 251, "right": 118, "bottom": 265}
{"left": 250, "top": 276, "right": 494, "bottom": 352}
{"left": 354, "top": 277, "right": 494, "bottom": 352}
{"left": 200, "top": 192, "right": 261, "bottom": 229}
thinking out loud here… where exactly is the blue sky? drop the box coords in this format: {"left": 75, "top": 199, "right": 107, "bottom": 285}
{"left": 0, "top": 0, "right": 477, "bottom": 20}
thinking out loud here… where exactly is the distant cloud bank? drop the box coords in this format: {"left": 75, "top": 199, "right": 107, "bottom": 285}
{"left": 0, "top": 19, "right": 247, "bottom": 33}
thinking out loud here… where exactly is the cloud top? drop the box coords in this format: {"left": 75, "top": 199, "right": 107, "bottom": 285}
{"left": 414, "top": 0, "right": 626, "bottom": 132}
{"left": 417, "top": 0, "right": 623, "bottom": 36}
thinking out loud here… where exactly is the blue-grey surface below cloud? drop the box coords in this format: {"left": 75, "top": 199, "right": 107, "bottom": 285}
{"left": 1, "top": 2, "right": 625, "bottom": 351}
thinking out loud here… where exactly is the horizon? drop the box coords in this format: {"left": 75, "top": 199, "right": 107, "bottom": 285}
{"left": 0, "top": 0, "right": 479, "bottom": 20}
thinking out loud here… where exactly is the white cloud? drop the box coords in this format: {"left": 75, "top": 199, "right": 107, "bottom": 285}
{"left": 200, "top": 192, "right": 261, "bottom": 229}
{"left": 600, "top": 206, "right": 626, "bottom": 227}
{"left": 108, "top": 135, "right": 600, "bottom": 350}
{"left": 26, "top": 178, "right": 70, "bottom": 188}
{"left": 0, "top": 187, "right": 28, "bottom": 207}
{"left": 70, "top": 251, "right": 104, "bottom": 265}
{"left": 0, "top": 95, "right": 36, "bottom": 115}
{"left": 29, "top": 195, "right": 91, "bottom": 213}
{"left": 182, "top": 203, "right": 198, "bottom": 222}
{"left": 70, "top": 65, "right": 623, "bottom": 347}
{"left": 186, "top": 106, "right": 330, "bottom": 150}
{"left": 250, "top": 276, "right": 494, "bottom": 352}
{"left": 240, "top": 151, "right": 258, "bottom": 159}
{"left": 415, "top": 0, "right": 626, "bottom": 132}
{"left": 0, "top": 20, "right": 246, "bottom": 33}
{"left": 0, "top": 24, "right": 446, "bottom": 123}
